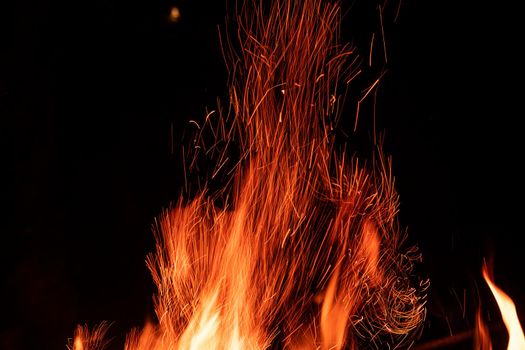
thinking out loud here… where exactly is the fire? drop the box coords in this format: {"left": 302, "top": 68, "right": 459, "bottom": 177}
{"left": 68, "top": 323, "right": 110, "bottom": 350}
{"left": 476, "top": 264, "right": 525, "bottom": 350}
{"left": 169, "top": 7, "right": 181, "bottom": 23}
{"left": 475, "top": 307, "right": 493, "bottom": 350}
{"left": 70, "top": 0, "right": 427, "bottom": 348}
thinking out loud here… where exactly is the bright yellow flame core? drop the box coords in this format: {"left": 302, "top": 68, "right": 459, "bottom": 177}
{"left": 74, "top": 337, "right": 84, "bottom": 350}
{"left": 482, "top": 266, "right": 525, "bottom": 350}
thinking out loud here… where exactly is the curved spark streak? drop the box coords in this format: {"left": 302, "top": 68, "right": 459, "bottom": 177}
{"left": 71, "top": 1, "right": 427, "bottom": 349}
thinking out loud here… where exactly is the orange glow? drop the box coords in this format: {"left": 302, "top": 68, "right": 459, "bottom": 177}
{"left": 70, "top": 0, "right": 427, "bottom": 348}
{"left": 68, "top": 323, "right": 109, "bottom": 350}
{"left": 482, "top": 265, "right": 525, "bottom": 350}
{"left": 169, "top": 7, "right": 180, "bottom": 23}
{"left": 475, "top": 308, "right": 493, "bottom": 350}
{"left": 73, "top": 337, "right": 83, "bottom": 350}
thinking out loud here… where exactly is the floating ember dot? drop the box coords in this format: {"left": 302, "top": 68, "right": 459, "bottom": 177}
{"left": 169, "top": 6, "right": 181, "bottom": 22}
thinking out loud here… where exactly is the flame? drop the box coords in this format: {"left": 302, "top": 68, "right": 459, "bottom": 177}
{"left": 480, "top": 265, "right": 525, "bottom": 350}
{"left": 68, "top": 323, "right": 110, "bottom": 350}
{"left": 70, "top": 0, "right": 427, "bottom": 348}
{"left": 475, "top": 308, "right": 493, "bottom": 350}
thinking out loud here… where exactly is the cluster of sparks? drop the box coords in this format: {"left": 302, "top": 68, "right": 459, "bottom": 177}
{"left": 70, "top": 0, "right": 525, "bottom": 348}
{"left": 71, "top": 0, "right": 437, "bottom": 348}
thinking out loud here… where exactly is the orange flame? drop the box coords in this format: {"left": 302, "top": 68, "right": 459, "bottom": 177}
{"left": 479, "top": 265, "right": 525, "bottom": 350}
{"left": 475, "top": 307, "right": 493, "bottom": 350}
{"left": 67, "top": 323, "right": 110, "bottom": 350}
{"left": 71, "top": 0, "right": 427, "bottom": 348}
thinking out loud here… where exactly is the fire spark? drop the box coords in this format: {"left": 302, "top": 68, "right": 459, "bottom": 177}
{"left": 69, "top": 0, "right": 427, "bottom": 349}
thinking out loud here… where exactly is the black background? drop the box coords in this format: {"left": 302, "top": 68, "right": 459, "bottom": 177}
{"left": 2, "top": 0, "right": 523, "bottom": 349}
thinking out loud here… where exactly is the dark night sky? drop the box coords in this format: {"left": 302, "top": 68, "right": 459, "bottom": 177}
{"left": 2, "top": 0, "right": 524, "bottom": 349}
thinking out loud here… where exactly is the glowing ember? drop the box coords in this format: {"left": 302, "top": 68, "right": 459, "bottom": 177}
{"left": 70, "top": 0, "right": 427, "bottom": 348}
{"left": 479, "top": 264, "right": 525, "bottom": 350}
{"left": 169, "top": 7, "right": 181, "bottom": 23}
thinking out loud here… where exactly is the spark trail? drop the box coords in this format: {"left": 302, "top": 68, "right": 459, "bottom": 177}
{"left": 71, "top": 0, "right": 427, "bottom": 349}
